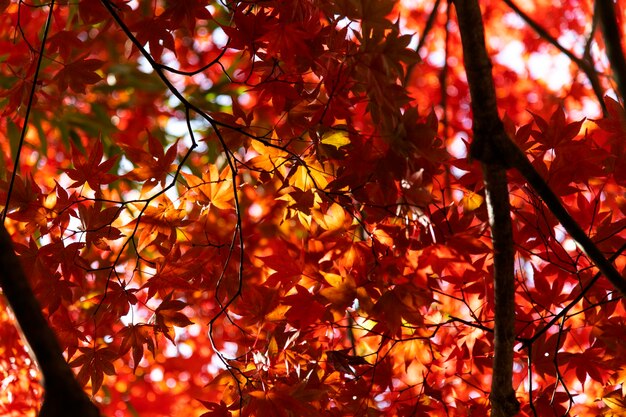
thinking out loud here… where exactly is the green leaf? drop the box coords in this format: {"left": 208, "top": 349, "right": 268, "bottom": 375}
{"left": 7, "top": 119, "right": 21, "bottom": 164}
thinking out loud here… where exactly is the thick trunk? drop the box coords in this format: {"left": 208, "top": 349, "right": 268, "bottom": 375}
{"left": 453, "top": 0, "right": 520, "bottom": 415}
{"left": 0, "top": 225, "right": 100, "bottom": 417}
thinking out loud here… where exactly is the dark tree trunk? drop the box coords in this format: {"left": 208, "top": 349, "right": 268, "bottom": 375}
{"left": 0, "top": 225, "right": 100, "bottom": 417}
{"left": 452, "top": 1, "right": 519, "bottom": 415}
{"left": 453, "top": 0, "right": 626, "bottom": 415}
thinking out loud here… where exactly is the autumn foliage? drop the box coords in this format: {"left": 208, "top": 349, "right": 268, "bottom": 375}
{"left": 2, "top": 0, "right": 626, "bottom": 416}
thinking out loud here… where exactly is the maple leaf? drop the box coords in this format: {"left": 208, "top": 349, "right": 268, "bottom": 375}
{"left": 560, "top": 347, "right": 613, "bottom": 385}
{"left": 220, "top": 8, "right": 272, "bottom": 51}
{"left": 2, "top": 173, "right": 46, "bottom": 233}
{"left": 461, "top": 191, "right": 484, "bottom": 211}
{"left": 118, "top": 324, "right": 156, "bottom": 372}
{"left": 78, "top": 0, "right": 109, "bottom": 24}
{"left": 320, "top": 130, "right": 351, "bottom": 149}
{"left": 231, "top": 285, "right": 280, "bottom": 326}
{"left": 49, "top": 181, "right": 78, "bottom": 232}
{"left": 69, "top": 346, "right": 118, "bottom": 395}
{"left": 260, "top": 21, "right": 319, "bottom": 67}
{"left": 603, "top": 390, "right": 626, "bottom": 415}
{"left": 290, "top": 158, "right": 331, "bottom": 191}
{"left": 320, "top": 271, "right": 357, "bottom": 311}
{"left": 325, "top": 349, "right": 369, "bottom": 376}
{"left": 53, "top": 57, "right": 105, "bottom": 94}
{"left": 245, "top": 385, "right": 315, "bottom": 417}
{"left": 252, "top": 80, "right": 302, "bottom": 113}
{"left": 76, "top": 202, "right": 123, "bottom": 250}
{"left": 257, "top": 241, "right": 304, "bottom": 288}
{"left": 205, "top": 370, "right": 245, "bottom": 406}
{"left": 372, "top": 284, "right": 429, "bottom": 336}
{"left": 530, "top": 107, "right": 584, "bottom": 149}
{"left": 198, "top": 401, "right": 233, "bottom": 417}
{"left": 312, "top": 202, "right": 347, "bottom": 232}
{"left": 162, "top": 0, "right": 212, "bottom": 33}
{"left": 96, "top": 280, "right": 138, "bottom": 317}
{"left": 50, "top": 310, "right": 87, "bottom": 360}
{"left": 154, "top": 295, "right": 194, "bottom": 343}
{"left": 283, "top": 285, "right": 326, "bottom": 327}
{"left": 131, "top": 18, "right": 176, "bottom": 59}
{"left": 124, "top": 135, "right": 178, "bottom": 192}
{"left": 47, "top": 30, "right": 84, "bottom": 61}
{"left": 66, "top": 141, "right": 119, "bottom": 190}
{"left": 181, "top": 166, "right": 234, "bottom": 210}
{"left": 593, "top": 96, "right": 626, "bottom": 146}
{"left": 34, "top": 274, "right": 74, "bottom": 314}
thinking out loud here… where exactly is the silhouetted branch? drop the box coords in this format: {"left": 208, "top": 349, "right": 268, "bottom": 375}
{"left": 596, "top": 0, "right": 626, "bottom": 102}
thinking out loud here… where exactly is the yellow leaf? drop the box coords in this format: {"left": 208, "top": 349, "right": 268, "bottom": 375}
{"left": 604, "top": 389, "right": 626, "bottom": 414}
{"left": 292, "top": 160, "right": 329, "bottom": 191}
{"left": 321, "top": 271, "right": 344, "bottom": 287}
{"left": 182, "top": 166, "right": 233, "bottom": 210}
{"left": 372, "top": 227, "right": 393, "bottom": 247}
{"left": 461, "top": 191, "right": 483, "bottom": 211}
{"left": 248, "top": 138, "right": 289, "bottom": 175}
{"left": 321, "top": 131, "right": 350, "bottom": 149}
{"left": 313, "top": 203, "right": 346, "bottom": 232}
{"left": 320, "top": 272, "right": 357, "bottom": 310}
{"left": 297, "top": 210, "right": 312, "bottom": 228}
{"left": 266, "top": 304, "right": 291, "bottom": 322}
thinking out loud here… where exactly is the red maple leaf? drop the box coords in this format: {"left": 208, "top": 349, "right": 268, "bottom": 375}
{"left": 76, "top": 202, "right": 122, "bottom": 250}
{"left": 124, "top": 134, "right": 178, "bottom": 192}
{"left": 69, "top": 346, "right": 118, "bottom": 395}
{"left": 131, "top": 17, "right": 176, "bottom": 59}
{"left": 118, "top": 324, "right": 156, "bottom": 372}
{"left": 154, "top": 295, "right": 194, "bottom": 342}
{"left": 66, "top": 141, "right": 118, "bottom": 190}
{"left": 53, "top": 57, "right": 104, "bottom": 94}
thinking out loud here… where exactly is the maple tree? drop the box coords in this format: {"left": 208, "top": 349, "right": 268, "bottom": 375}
{"left": 2, "top": 0, "right": 626, "bottom": 416}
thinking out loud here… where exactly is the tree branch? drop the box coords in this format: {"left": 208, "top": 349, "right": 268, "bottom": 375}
{"left": 595, "top": 0, "right": 626, "bottom": 102}
{"left": 0, "top": 225, "right": 100, "bottom": 417}
{"left": 501, "top": 136, "right": 626, "bottom": 296}
{"left": 503, "top": 0, "right": 607, "bottom": 115}
{"left": 452, "top": 1, "right": 519, "bottom": 415}
{"left": 454, "top": 0, "right": 626, "bottom": 298}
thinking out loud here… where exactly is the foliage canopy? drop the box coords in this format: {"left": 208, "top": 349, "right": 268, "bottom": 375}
{"left": 2, "top": 0, "right": 626, "bottom": 416}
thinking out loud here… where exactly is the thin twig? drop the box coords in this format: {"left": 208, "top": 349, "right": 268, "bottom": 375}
{"left": 3, "top": 0, "right": 54, "bottom": 223}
